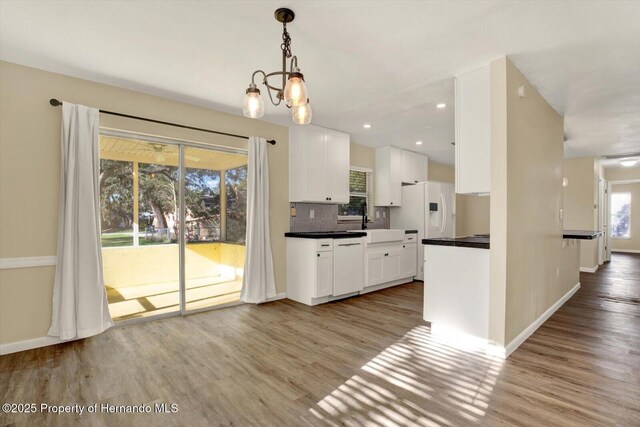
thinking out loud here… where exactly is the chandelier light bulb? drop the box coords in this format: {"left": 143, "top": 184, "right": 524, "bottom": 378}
{"left": 292, "top": 101, "right": 312, "bottom": 125}
{"left": 242, "top": 84, "right": 264, "bottom": 119}
{"left": 284, "top": 70, "right": 308, "bottom": 107}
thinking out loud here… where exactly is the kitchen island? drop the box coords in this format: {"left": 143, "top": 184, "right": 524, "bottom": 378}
{"left": 422, "top": 230, "right": 602, "bottom": 353}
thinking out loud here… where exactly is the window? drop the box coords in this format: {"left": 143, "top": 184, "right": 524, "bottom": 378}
{"left": 338, "top": 167, "right": 373, "bottom": 220}
{"left": 611, "top": 192, "right": 631, "bottom": 238}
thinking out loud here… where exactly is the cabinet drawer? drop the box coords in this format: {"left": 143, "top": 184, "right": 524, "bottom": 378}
{"left": 403, "top": 233, "right": 417, "bottom": 243}
{"left": 315, "top": 239, "right": 333, "bottom": 252}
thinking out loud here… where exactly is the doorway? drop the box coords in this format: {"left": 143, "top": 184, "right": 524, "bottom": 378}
{"left": 98, "top": 130, "right": 247, "bottom": 322}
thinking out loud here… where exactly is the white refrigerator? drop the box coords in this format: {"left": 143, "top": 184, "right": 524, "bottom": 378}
{"left": 390, "top": 181, "right": 455, "bottom": 280}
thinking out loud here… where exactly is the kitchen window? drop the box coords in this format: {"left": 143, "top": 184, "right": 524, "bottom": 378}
{"left": 610, "top": 192, "right": 631, "bottom": 239}
{"left": 338, "top": 167, "right": 374, "bottom": 221}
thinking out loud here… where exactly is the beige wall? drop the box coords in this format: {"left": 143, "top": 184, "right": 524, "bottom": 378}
{"left": 605, "top": 165, "right": 640, "bottom": 181}
{"left": 611, "top": 182, "right": 640, "bottom": 251}
{"left": 427, "top": 160, "right": 490, "bottom": 237}
{"left": 490, "top": 57, "right": 572, "bottom": 346}
{"left": 0, "top": 61, "right": 289, "bottom": 346}
{"left": 562, "top": 157, "right": 599, "bottom": 269}
{"left": 350, "top": 142, "right": 375, "bottom": 170}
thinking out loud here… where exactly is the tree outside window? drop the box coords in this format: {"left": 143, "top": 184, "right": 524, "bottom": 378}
{"left": 610, "top": 192, "right": 631, "bottom": 238}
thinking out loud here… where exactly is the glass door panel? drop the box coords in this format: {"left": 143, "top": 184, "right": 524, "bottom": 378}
{"left": 184, "top": 146, "right": 247, "bottom": 311}
{"left": 100, "top": 136, "right": 180, "bottom": 321}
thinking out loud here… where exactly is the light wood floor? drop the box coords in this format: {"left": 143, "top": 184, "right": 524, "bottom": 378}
{"left": 1, "top": 253, "right": 639, "bottom": 426}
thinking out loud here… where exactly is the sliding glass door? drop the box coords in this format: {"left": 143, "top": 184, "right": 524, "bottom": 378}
{"left": 183, "top": 146, "right": 247, "bottom": 311}
{"left": 98, "top": 131, "right": 247, "bottom": 322}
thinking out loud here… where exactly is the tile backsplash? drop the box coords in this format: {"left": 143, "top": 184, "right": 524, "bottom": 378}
{"left": 289, "top": 203, "right": 390, "bottom": 232}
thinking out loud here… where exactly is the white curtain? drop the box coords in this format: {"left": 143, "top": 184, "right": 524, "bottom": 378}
{"left": 48, "top": 102, "right": 113, "bottom": 340}
{"left": 241, "top": 137, "right": 276, "bottom": 303}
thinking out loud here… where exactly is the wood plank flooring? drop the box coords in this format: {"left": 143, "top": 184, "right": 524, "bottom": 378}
{"left": 1, "top": 253, "right": 639, "bottom": 426}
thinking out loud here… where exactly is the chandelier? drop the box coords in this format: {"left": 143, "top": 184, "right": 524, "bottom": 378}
{"left": 242, "top": 8, "right": 312, "bottom": 125}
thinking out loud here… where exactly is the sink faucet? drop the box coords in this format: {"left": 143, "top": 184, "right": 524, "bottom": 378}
{"left": 362, "top": 200, "right": 368, "bottom": 230}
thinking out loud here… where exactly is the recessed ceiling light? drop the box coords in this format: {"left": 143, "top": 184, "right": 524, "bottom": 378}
{"left": 363, "top": 123, "right": 372, "bottom": 129}
{"left": 436, "top": 103, "right": 447, "bottom": 109}
{"left": 416, "top": 141, "right": 423, "bottom": 145}
{"left": 620, "top": 159, "right": 638, "bottom": 167}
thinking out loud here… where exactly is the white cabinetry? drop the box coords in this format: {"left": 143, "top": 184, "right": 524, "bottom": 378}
{"left": 376, "top": 146, "right": 428, "bottom": 206}
{"left": 314, "top": 251, "right": 333, "bottom": 298}
{"left": 455, "top": 64, "right": 491, "bottom": 194}
{"left": 286, "top": 237, "right": 364, "bottom": 306}
{"left": 375, "top": 146, "right": 403, "bottom": 206}
{"left": 290, "top": 125, "right": 350, "bottom": 203}
{"left": 401, "top": 150, "right": 429, "bottom": 184}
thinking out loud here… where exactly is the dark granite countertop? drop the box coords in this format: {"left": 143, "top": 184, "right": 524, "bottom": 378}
{"left": 422, "top": 229, "right": 602, "bottom": 249}
{"left": 422, "top": 236, "right": 490, "bottom": 249}
{"left": 563, "top": 230, "right": 604, "bottom": 240}
{"left": 285, "top": 231, "right": 367, "bottom": 239}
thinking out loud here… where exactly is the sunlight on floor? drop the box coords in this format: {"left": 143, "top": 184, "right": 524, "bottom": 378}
{"left": 309, "top": 325, "right": 504, "bottom": 426}
{"left": 107, "top": 277, "right": 242, "bottom": 321}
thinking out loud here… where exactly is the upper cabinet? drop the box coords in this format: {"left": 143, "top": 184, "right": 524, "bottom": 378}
{"left": 376, "top": 146, "right": 427, "bottom": 206}
{"left": 401, "top": 150, "right": 429, "bottom": 184}
{"left": 455, "top": 64, "right": 491, "bottom": 194}
{"left": 289, "top": 124, "right": 350, "bottom": 203}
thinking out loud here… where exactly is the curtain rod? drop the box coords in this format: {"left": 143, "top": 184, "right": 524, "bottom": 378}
{"left": 48, "top": 99, "right": 276, "bottom": 145}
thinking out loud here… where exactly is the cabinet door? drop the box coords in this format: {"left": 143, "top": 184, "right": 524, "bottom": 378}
{"left": 402, "top": 243, "right": 418, "bottom": 278}
{"left": 414, "top": 154, "right": 428, "bottom": 182}
{"left": 325, "top": 131, "right": 350, "bottom": 203}
{"left": 302, "top": 126, "right": 327, "bottom": 202}
{"left": 401, "top": 150, "right": 415, "bottom": 184}
{"left": 455, "top": 65, "right": 491, "bottom": 194}
{"left": 383, "top": 248, "right": 403, "bottom": 281}
{"left": 314, "top": 251, "right": 333, "bottom": 298}
{"left": 389, "top": 146, "right": 402, "bottom": 206}
{"left": 366, "top": 251, "right": 385, "bottom": 286}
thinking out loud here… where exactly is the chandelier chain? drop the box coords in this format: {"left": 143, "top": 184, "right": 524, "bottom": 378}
{"left": 281, "top": 23, "right": 292, "bottom": 59}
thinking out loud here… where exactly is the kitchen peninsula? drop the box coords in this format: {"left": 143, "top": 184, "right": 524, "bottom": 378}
{"left": 422, "top": 230, "right": 602, "bottom": 353}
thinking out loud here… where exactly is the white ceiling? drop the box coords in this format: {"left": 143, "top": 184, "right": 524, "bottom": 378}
{"left": 1, "top": 1, "right": 639, "bottom": 165}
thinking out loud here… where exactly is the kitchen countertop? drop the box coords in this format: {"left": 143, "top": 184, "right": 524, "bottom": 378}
{"left": 562, "top": 230, "right": 604, "bottom": 240}
{"left": 422, "top": 236, "right": 490, "bottom": 249}
{"left": 285, "top": 231, "right": 367, "bottom": 239}
{"left": 422, "top": 229, "right": 603, "bottom": 249}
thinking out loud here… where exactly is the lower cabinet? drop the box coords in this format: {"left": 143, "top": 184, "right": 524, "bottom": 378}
{"left": 286, "top": 234, "right": 416, "bottom": 306}
{"left": 286, "top": 237, "right": 364, "bottom": 306}
{"left": 314, "top": 251, "right": 333, "bottom": 298}
{"left": 402, "top": 243, "right": 418, "bottom": 278}
{"left": 365, "top": 245, "right": 407, "bottom": 287}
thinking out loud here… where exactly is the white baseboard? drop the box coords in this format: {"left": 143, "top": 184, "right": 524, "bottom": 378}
{"left": 0, "top": 256, "right": 57, "bottom": 270}
{"left": 263, "top": 292, "right": 286, "bottom": 303}
{"left": 612, "top": 249, "right": 640, "bottom": 254}
{"left": 0, "top": 336, "right": 79, "bottom": 356}
{"left": 502, "top": 282, "right": 581, "bottom": 358}
{"left": 579, "top": 265, "right": 598, "bottom": 273}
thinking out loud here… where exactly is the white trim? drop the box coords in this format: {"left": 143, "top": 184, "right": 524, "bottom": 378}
{"left": 359, "top": 277, "right": 413, "bottom": 294}
{"left": 612, "top": 249, "right": 640, "bottom": 254}
{"left": 502, "top": 282, "right": 581, "bottom": 358}
{"left": 263, "top": 292, "right": 286, "bottom": 303}
{"left": 0, "top": 256, "right": 57, "bottom": 270}
{"left": 0, "top": 336, "right": 79, "bottom": 356}
{"left": 580, "top": 265, "right": 598, "bottom": 273}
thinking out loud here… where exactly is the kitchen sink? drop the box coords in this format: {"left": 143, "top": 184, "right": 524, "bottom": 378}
{"left": 348, "top": 229, "right": 406, "bottom": 243}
